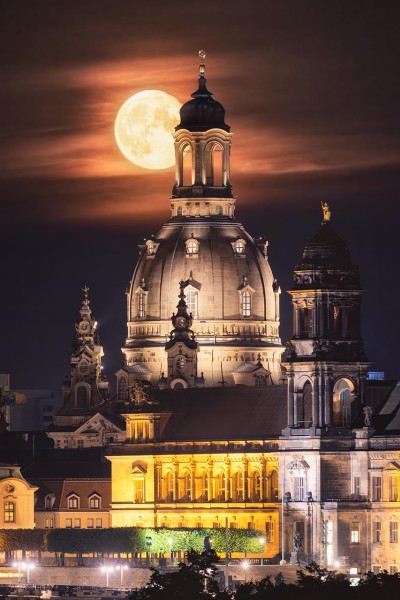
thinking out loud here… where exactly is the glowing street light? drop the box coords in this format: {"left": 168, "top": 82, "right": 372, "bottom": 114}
{"left": 258, "top": 537, "right": 265, "bottom": 566}
{"left": 13, "top": 561, "right": 35, "bottom": 584}
{"left": 101, "top": 564, "right": 114, "bottom": 587}
{"left": 242, "top": 559, "right": 249, "bottom": 583}
{"left": 117, "top": 564, "right": 128, "bottom": 587}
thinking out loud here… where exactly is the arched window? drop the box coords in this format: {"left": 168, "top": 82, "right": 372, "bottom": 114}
{"left": 4, "top": 501, "right": 15, "bottom": 523}
{"left": 241, "top": 290, "right": 251, "bottom": 317}
{"left": 118, "top": 377, "right": 128, "bottom": 402}
{"left": 215, "top": 472, "right": 226, "bottom": 501}
{"left": 89, "top": 494, "right": 101, "bottom": 509}
{"left": 251, "top": 471, "right": 261, "bottom": 501}
{"left": 177, "top": 205, "right": 183, "bottom": 217}
{"left": 232, "top": 471, "right": 244, "bottom": 501}
{"left": 333, "top": 378, "right": 354, "bottom": 427}
{"left": 76, "top": 385, "right": 89, "bottom": 409}
{"left": 270, "top": 471, "right": 279, "bottom": 501}
{"left": 182, "top": 144, "right": 192, "bottom": 186}
{"left": 186, "top": 238, "right": 199, "bottom": 256}
{"left": 180, "top": 470, "right": 191, "bottom": 500}
{"left": 186, "top": 287, "right": 198, "bottom": 317}
{"left": 198, "top": 470, "right": 209, "bottom": 501}
{"left": 164, "top": 471, "right": 174, "bottom": 502}
{"left": 297, "top": 381, "right": 313, "bottom": 427}
{"left": 212, "top": 144, "right": 223, "bottom": 185}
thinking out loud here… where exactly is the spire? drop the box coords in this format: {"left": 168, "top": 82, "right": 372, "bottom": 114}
{"left": 191, "top": 49, "right": 213, "bottom": 98}
{"left": 165, "top": 281, "right": 197, "bottom": 350}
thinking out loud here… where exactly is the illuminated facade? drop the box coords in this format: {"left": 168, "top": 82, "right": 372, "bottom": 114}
{"left": 0, "top": 463, "right": 37, "bottom": 529}
{"left": 118, "top": 56, "right": 283, "bottom": 393}
{"left": 40, "top": 57, "right": 400, "bottom": 575}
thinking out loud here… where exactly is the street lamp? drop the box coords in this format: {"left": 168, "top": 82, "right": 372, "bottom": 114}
{"left": 117, "top": 564, "right": 128, "bottom": 587}
{"left": 14, "top": 561, "right": 35, "bottom": 585}
{"left": 101, "top": 564, "right": 114, "bottom": 587}
{"left": 242, "top": 559, "right": 249, "bottom": 583}
{"left": 258, "top": 537, "right": 265, "bottom": 566}
{"left": 280, "top": 491, "right": 291, "bottom": 565}
{"left": 168, "top": 538, "right": 173, "bottom": 565}
{"left": 146, "top": 536, "right": 152, "bottom": 565}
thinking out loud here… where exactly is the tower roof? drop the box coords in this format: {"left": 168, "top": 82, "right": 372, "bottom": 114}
{"left": 301, "top": 221, "right": 353, "bottom": 269}
{"left": 176, "top": 51, "right": 229, "bottom": 133}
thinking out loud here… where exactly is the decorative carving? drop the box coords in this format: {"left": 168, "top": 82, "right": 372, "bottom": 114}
{"left": 363, "top": 406, "right": 373, "bottom": 427}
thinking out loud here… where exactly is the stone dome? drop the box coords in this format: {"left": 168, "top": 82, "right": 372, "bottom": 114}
{"left": 301, "top": 222, "right": 353, "bottom": 268}
{"left": 176, "top": 76, "right": 229, "bottom": 133}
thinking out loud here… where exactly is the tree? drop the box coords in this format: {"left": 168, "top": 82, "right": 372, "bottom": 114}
{"left": 130, "top": 549, "right": 221, "bottom": 600}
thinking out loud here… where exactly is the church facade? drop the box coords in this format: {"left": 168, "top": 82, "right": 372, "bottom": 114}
{"left": 35, "top": 56, "right": 400, "bottom": 576}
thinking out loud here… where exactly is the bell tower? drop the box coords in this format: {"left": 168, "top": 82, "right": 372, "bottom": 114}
{"left": 171, "top": 50, "right": 235, "bottom": 220}
{"left": 282, "top": 204, "right": 371, "bottom": 436}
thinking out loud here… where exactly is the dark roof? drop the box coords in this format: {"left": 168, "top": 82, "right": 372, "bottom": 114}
{"left": 301, "top": 222, "right": 353, "bottom": 269}
{"left": 24, "top": 447, "right": 111, "bottom": 479}
{"left": 176, "top": 74, "right": 229, "bottom": 133}
{"left": 142, "top": 386, "right": 287, "bottom": 441}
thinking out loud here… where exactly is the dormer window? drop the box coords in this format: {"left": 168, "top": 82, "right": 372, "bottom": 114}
{"left": 232, "top": 238, "right": 246, "bottom": 256}
{"left": 88, "top": 493, "right": 101, "bottom": 510}
{"left": 67, "top": 494, "right": 80, "bottom": 510}
{"left": 185, "top": 237, "right": 199, "bottom": 257}
{"left": 45, "top": 494, "right": 56, "bottom": 509}
{"left": 242, "top": 290, "right": 251, "bottom": 316}
{"left": 135, "top": 284, "right": 148, "bottom": 319}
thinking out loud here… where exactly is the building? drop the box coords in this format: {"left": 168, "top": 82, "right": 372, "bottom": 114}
{"left": 5, "top": 55, "right": 400, "bottom": 575}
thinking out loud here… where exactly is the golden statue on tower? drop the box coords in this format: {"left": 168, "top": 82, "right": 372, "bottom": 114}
{"left": 321, "top": 201, "right": 331, "bottom": 222}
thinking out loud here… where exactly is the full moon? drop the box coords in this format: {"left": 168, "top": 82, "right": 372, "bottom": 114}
{"left": 115, "top": 90, "right": 181, "bottom": 170}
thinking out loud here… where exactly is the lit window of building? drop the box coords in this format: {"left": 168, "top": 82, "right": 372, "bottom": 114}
{"left": 372, "top": 476, "right": 382, "bottom": 501}
{"left": 4, "top": 501, "right": 15, "bottom": 523}
{"left": 241, "top": 290, "right": 251, "bottom": 317}
{"left": 390, "top": 519, "right": 398, "bottom": 543}
{"left": 68, "top": 495, "right": 79, "bottom": 510}
{"left": 89, "top": 494, "right": 101, "bottom": 509}
{"left": 185, "top": 238, "right": 199, "bottom": 256}
{"left": 350, "top": 522, "right": 360, "bottom": 543}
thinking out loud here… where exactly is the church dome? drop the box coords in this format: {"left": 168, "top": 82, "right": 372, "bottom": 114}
{"left": 176, "top": 59, "right": 229, "bottom": 132}
{"left": 120, "top": 55, "right": 283, "bottom": 389}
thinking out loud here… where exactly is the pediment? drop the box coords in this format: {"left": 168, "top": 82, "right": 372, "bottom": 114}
{"left": 131, "top": 461, "right": 148, "bottom": 475}
{"left": 75, "top": 413, "right": 124, "bottom": 435}
{"left": 383, "top": 461, "right": 400, "bottom": 471}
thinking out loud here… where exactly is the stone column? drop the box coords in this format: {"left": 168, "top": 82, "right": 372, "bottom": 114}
{"left": 287, "top": 373, "right": 295, "bottom": 427}
{"left": 311, "top": 373, "right": 319, "bottom": 427}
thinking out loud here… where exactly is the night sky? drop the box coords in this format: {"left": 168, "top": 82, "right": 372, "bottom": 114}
{"left": 1, "top": 0, "right": 399, "bottom": 394}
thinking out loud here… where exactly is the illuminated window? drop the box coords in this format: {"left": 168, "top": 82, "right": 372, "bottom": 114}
{"left": 270, "top": 471, "right": 279, "bottom": 501}
{"left": 350, "top": 522, "right": 360, "bottom": 543}
{"left": 373, "top": 521, "right": 381, "bottom": 543}
{"left": 186, "top": 288, "right": 198, "bottom": 317}
{"left": 390, "top": 520, "right": 398, "bottom": 543}
{"left": 4, "top": 501, "right": 15, "bottom": 523}
{"left": 294, "top": 476, "right": 305, "bottom": 501}
{"left": 372, "top": 476, "right": 382, "bottom": 501}
{"left": 266, "top": 521, "right": 274, "bottom": 543}
{"left": 180, "top": 471, "right": 191, "bottom": 500}
{"left": 198, "top": 471, "right": 209, "bottom": 501}
{"left": 134, "top": 479, "right": 145, "bottom": 503}
{"left": 89, "top": 494, "right": 101, "bottom": 509}
{"left": 232, "top": 471, "right": 244, "bottom": 501}
{"left": 185, "top": 238, "right": 199, "bottom": 256}
{"left": 215, "top": 472, "right": 226, "bottom": 502}
{"left": 164, "top": 471, "right": 174, "bottom": 502}
{"left": 389, "top": 475, "right": 399, "bottom": 501}
{"left": 235, "top": 239, "right": 246, "bottom": 255}
{"left": 68, "top": 494, "right": 79, "bottom": 510}
{"left": 45, "top": 518, "right": 54, "bottom": 529}
{"left": 241, "top": 290, "right": 251, "bottom": 317}
{"left": 137, "top": 292, "right": 146, "bottom": 318}
{"left": 251, "top": 471, "right": 261, "bottom": 501}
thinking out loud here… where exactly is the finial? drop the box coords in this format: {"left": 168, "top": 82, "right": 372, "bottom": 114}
{"left": 82, "top": 285, "right": 90, "bottom": 305}
{"left": 198, "top": 49, "right": 206, "bottom": 77}
{"left": 179, "top": 279, "right": 185, "bottom": 299}
{"left": 243, "top": 275, "right": 248, "bottom": 286}
{"left": 321, "top": 201, "right": 331, "bottom": 223}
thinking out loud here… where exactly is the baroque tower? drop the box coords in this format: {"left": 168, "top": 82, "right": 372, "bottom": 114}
{"left": 119, "top": 52, "right": 283, "bottom": 394}
{"left": 282, "top": 204, "right": 371, "bottom": 437}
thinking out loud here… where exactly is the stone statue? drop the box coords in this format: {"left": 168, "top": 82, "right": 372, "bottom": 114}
{"left": 293, "top": 533, "right": 302, "bottom": 551}
{"left": 203, "top": 535, "right": 212, "bottom": 553}
{"left": 321, "top": 201, "right": 331, "bottom": 222}
{"left": 363, "top": 405, "right": 373, "bottom": 427}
